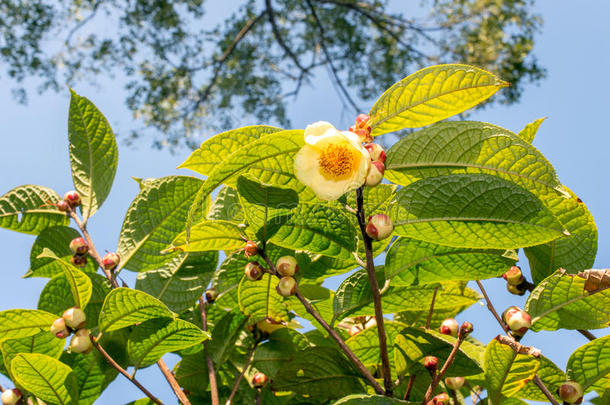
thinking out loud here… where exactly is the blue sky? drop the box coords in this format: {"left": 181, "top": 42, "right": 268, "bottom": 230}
{"left": 0, "top": 1, "right": 608, "bottom": 403}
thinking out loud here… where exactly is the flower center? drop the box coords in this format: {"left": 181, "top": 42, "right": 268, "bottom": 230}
{"left": 318, "top": 144, "right": 356, "bottom": 179}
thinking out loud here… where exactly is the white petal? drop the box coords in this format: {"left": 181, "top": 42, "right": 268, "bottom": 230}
{"left": 305, "top": 121, "right": 335, "bottom": 138}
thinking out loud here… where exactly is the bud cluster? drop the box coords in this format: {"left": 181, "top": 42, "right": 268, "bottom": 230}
{"left": 102, "top": 252, "right": 120, "bottom": 271}
{"left": 503, "top": 266, "right": 528, "bottom": 296}
{"left": 349, "top": 113, "right": 373, "bottom": 143}
{"left": 439, "top": 318, "right": 459, "bottom": 337}
{"left": 56, "top": 190, "right": 81, "bottom": 212}
{"left": 243, "top": 255, "right": 300, "bottom": 298}
{"left": 69, "top": 237, "right": 89, "bottom": 269}
{"left": 50, "top": 307, "right": 93, "bottom": 354}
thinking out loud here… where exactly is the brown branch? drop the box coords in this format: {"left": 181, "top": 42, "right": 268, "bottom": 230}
{"left": 404, "top": 375, "right": 416, "bottom": 401}
{"left": 226, "top": 345, "right": 256, "bottom": 405}
{"left": 495, "top": 335, "right": 541, "bottom": 357}
{"left": 423, "top": 335, "right": 465, "bottom": 403}
{"left": 475, "top": 280, "right": 509, "bottom": 334}
{"left": 532, "top": 375, "right": 560, "bottom": 405}
{"left": 157, "top": 360, "right": 191, "bottom": 405}
{"left": 578, "top": 329, "right": 597, "bottom": 341}
{"left": 198, "top": 297, "right": 219, "bottom": 405}
{"left": 354, "top": 187, "right": 393, "bottom": 396}
{"left": 425, "top": 286, "right": 439, "bottom": 330}
{"left": 91, "top": 334, "right": 163, "bottom": 405}
{"left": 304, "top": 0, "right": 360, "bottom": 112}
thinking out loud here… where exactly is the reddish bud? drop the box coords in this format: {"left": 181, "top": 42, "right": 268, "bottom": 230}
{"left": 69, "top": 237, "right": 89, "bottom": 255}
{"left": 1, "top": 388, "right": 22, "bottom": 405}
{"left": 503, "top": 266, "right": 524, "bottom": 285}
{"left": 558, "top": 381, "right": 584, "bottom": 404}
{"left": 102, "top": 252, "right": 120, "bottom": 271}
{"left": 366, "top": 214, "right": 394, "bottom": 240}
{"left": 459, "top": 321, "right": 473, "bottom": 337}
{"left": 245, "top": 262, "right": 264, "bottom": 281}
{"left": 276, "top": 255, "right": 299, "bottom": 277}
{"left": 503, "top": 307, "right": 531, "bottom": 336}
{"left": 69, "top": 329, "right": 92, "bottom": 354}
{"left": 56, "top": 200, "right": 70, "bottom": 212}
{"left": 439, "top": 318, "right": 459, "bottom": 337}
{"left": 50, "top": 317, "right": 70, "bottom": 339}
{"left": 364, "top": 143, "right": 386, "bottom": 163}
{"left": 355, "top": 114, "right": 370, "bottom": 126}
{"left": 244, "top": 241, "right": 258, "bottom": 258}
{"left": 71, "top": 254, "right": 87, "bottom": 268}
{"left": 506, "top": 282, "right": 526, "bottom": 296}
{"left": 445, "top": 376, "right": 465, "bottom": 390}
{"left": 63, "top": 190, "right": 81, "bottom": 207}
{"left": 432, "top": 393, "right": 450, "bottom": 405}
{"left": 276, "top": 276, "right": 297, "bottom": 297}
{"left": 252, "top": 372, "right": 268, "bottom": 388}
{"left": 63, "top": 307, "right": 87, "bottom": 329}
{"left": 365, "top": 161, "right": 385, "bottom": 187}
{"left": 205, "top": 288, "right": 218, "bottom": 303}
{"left": 424, "top": 356, "right": 438, "bottom": 371}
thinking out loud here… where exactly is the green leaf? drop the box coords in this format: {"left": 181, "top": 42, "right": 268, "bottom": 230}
{"left": 273, "top": 347, "right": 364, "bottom": 399}
{"left": 384, "top": 121, "right": 563, "bottom": 197}
{"left": 61, "top": 350, "right": 117, "bottom": 405}
{"left": 513, "top": 355, "right": 564, "bottom": 402}
{"left": 0, "top": 330, "right": 65, "bottom": 378}
{"left": 178, "top": 125, "right": 283, "bottom": 175}
{"left": 252, "top": 329, "right": 311, "bottom": 378}
{"left": 168, "top": 220, "right": 245, "bottom": 253}
{"left": 238, "top": 273, "right": 290, "bottom": 325}
{"left": 0, "top": 185, "right": 68, "bottom": 235}
{"left": 127, "top": 318, "right": 209, "bottom": 369}
{"left": 26, "top": 226, "right": 96, "bottom": 278}
{"left": 567, "top": 335, "right": 610, "bottom": 390}
{"left": 68, "top": 90, "right": 118, "bottom": 220}
{"left": 207, "top": 310, "right": 249, "bottom": 366}
{"left": 390, "top": 173, "right": 568, "bottom": 249}
{"left": 385, "top": 237, "right": 516, "bottom": 285}
{"left": 518, "top": 117, "right": 546, "bottom": 143}
{"left": 237, "top": 173, "right": 300, "bottom": 209}
{"left": 98, "top": 288, "right": 173, "bottom": 332}
{"left": 135, "top": 251, "right": 217, "bottom": 312}
{"left": 37, "top": 248, "right": 92, "bottom": 309}
{"left": 207, "top": 186, "right": 244, "bottom": 222}
{"left": 346, "top": 321, "right": 406, "bottom": 369}
{"left": 118, "top": 176, "right": 206, "bottom": 273}
{"left": 0, "top": 309, "right": 58, "bottom": 341}
{"left": 525, "top": 187, "right": 598, "bottom": 284}
{"left": 484, "top": 338, "right": 540, "bottom": 404}
{"left": 333, "top": 394, "right": 416, "bottom": 404}
{"left": 11, "top": 353, "right": 78, "bottom": 405}
{"left": 525, "top": 269, "right": 610, "bottom": 331}
{"left": 186, "top": 129, "right": 305, "bottom": 229}
{"left": 394, "top": 327, "right": 483, "bottom": 378}
{"left": 174, "top": 350, "right": 209, "bottom": 394}
{"left": 368, "top": 64, "right": 508, "bottom": 136}
{"left": 38, "top": 273, "right": 111, "bottom": 329}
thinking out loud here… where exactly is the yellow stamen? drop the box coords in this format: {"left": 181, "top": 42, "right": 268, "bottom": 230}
{"left": 318, "top": 144, "right": 356, "bottom": 179}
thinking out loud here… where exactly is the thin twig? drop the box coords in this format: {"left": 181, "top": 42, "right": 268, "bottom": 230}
{"left": 495, "top": 335, "right": 541, "bottom": 357}
{"left": 355, "top": 187, "right": 393, "bottom": 396}
{"left": 464, "top": 382, "right": 481, "bottom": 404}
{"left": 423, "top": 335, "right": 465, "bottom": 403}
{"left": 157, "top": 360, "right": 191, "bottom": 405}
{"left": 265, "top": 0, "right": 308, "bottom": 72}
{"left": 404, "top": 375, "right": 416, "bottom": 401}
{"left": 198, "top": 297, "right": 219, "bottom": 405}
{"left": 91, "top": 335, "right": 163, "bottom": 405}
{"left": 226, "top": 345, "right": 256, "bottom": 405}
{"left": 578, "top": 329, "right": 597, "bottom": 341}
{"left": 257, "top": 250, "right": 384, "bottom": 394}
{"left": 532, "top": 375, "right": 560, "bottom": 405}
{"left": 425, "top": 286, "right": 439, "bottom": 330}
{"left": 475, "top": 280, "right": 509, "bottom": 333}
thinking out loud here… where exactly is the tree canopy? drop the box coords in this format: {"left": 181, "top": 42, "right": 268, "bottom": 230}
{"left": 0, "top": 0, "right": 544, "bottom": 148}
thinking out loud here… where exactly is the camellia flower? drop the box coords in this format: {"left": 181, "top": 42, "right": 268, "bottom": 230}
{"left": 294, "top": 121, "right": 371, "bottom": 200}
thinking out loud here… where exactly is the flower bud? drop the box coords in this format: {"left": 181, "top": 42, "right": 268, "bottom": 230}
{"left": 506, "top": 282, "right": 526, "bottom": 296}
{"left": 432, "top": 393, "right": 450, "bottom": 405}
{"left": 352, "top": 114, "right": 373, "bottom": 142}
{"left": 365, "top": 161, "right": 385, "bottom": 187}
{"left": 244, "top": 262, "right": 264, "bottom": 281}
{"left": 366, "top": 214, "right": 394, "bottom": 241}
{"left": 364, "top": 143, "right": 386, "bottom": 163}
{"left": 56, "top": 200, "right": 70, "bottom": 212}
{"left": 63, "top": 190, "right": 81, "bottom": 207}
{"left": 50, "top": 317, "right": 70, "bottom": 339}
{"left": 276, "top": 276, "right": 297, "bottom": 297}
{"left": 69, "top": 237, "right": 89, "bottom": 255}
{"left": 252, "top": 372, "right": 268, "bottom": 388}
{"left": 244, "top": 241, "right": 258, "bottom": 258}
{"left": 445, "top": 376, "right": 465, "bottom": 390}
{"left": 503, "top": 307, "right": 531, "bottom": 336}
{"left": 439, "top": 318, "right": 459, "bottom": 337}
{"left": 558, "top": 381, "right": 584, "bottom": 404}
{"left": 69, "top": 329, "right": 93, "bottom": 354}
{"left": 276, "top": 256, "right": 299, "bottom": 277}
{"left": 102, "top": 252, "right": 120, "bottom": 271}
{"left": 459, "top": 321, "right": 473, "bottom": 338}
{"left": 503, "top": 265, "right": 524, "bottom": 285}
{"left": 70, "top": 254, "right": 87, "bottom": 268}
{"left": 424, "top": 356, "right": 438, "bottom": 371}
{"left": 355, "top": 113, "right": 370, "bottom": 126}
{"left": 348, "top": 324, "right": 363, "bottom": 337}
{"left": 1, "top": 388, "right": 22, "bottom": 405}
{"left": 63, "top": 307, "right": 87, "bottom": 329}
{"left": 204, "top": 288, "right": 218, "bottom": 303}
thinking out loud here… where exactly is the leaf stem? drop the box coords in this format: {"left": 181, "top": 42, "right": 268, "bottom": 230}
{"left": 225, "top": 344, "right": 256, "bottom": 405}
{"left": 91, "top": 334, "right": 163, "bottom": 405}
{"left": 423, "top": 333, "right": 465, "bottom": 403}
{"left": 577, "top": 329, "right": 596, "bottom": 341}
{"left": 258, "top": 250, "right": 385, "bottom": 395}
{"left": 404, "top": 375, "right": 416, "bottom": 401}
{"left": 475, "top": 280, "right": 509, "bottom": 333}
{"left": 198, "top": 297, "right": 219, "bottom": 405}
{"left": 532, "top": 375, "right": 560, "bottom": 405}
{"left": 425, "top": 286, "right": 439, "bottom": 330}
{"left": 355, "top": 187, "right": 393, "bottom": 396}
